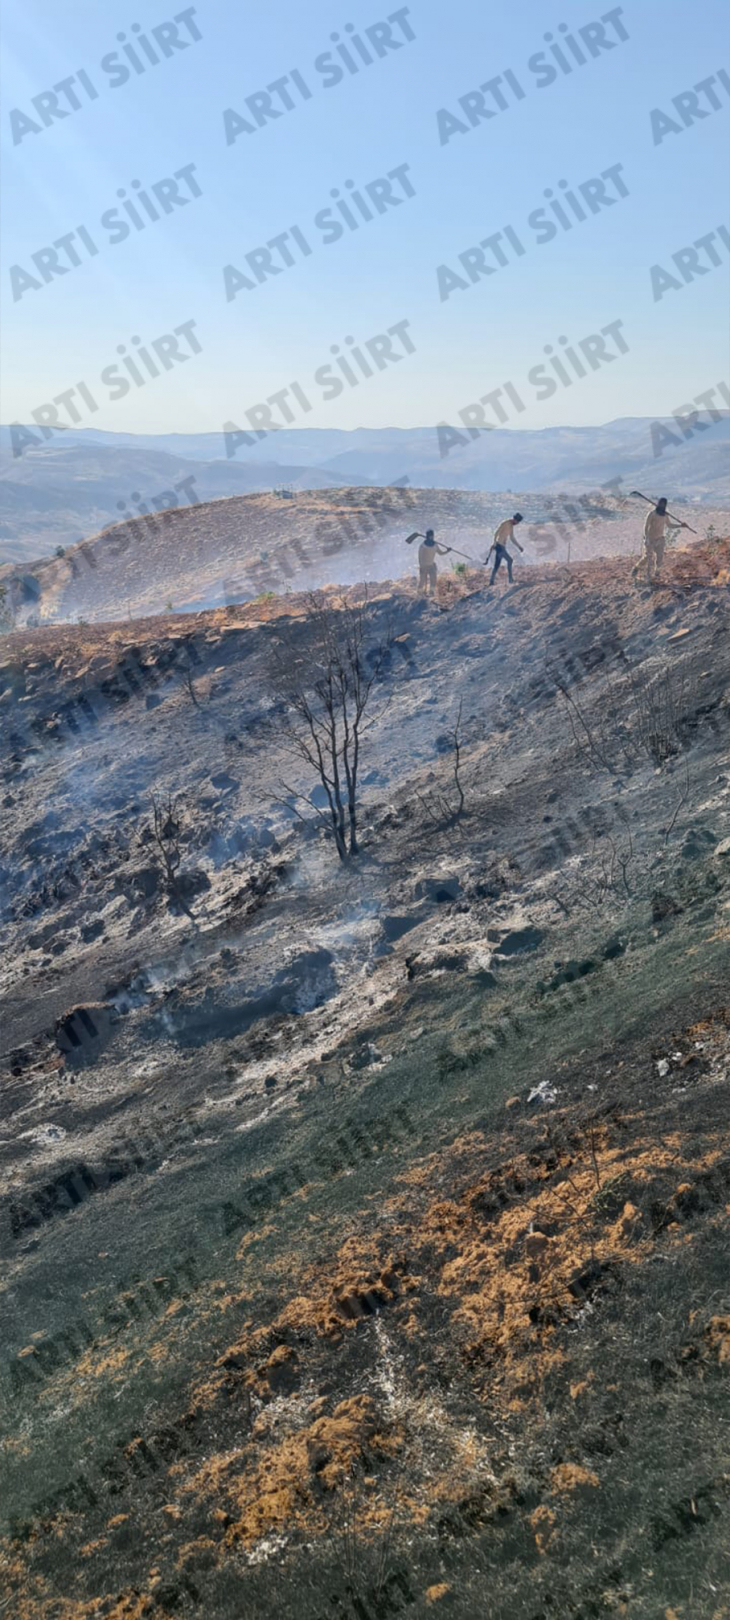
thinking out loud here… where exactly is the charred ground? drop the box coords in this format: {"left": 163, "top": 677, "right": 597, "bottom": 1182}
{"left": 1, "top": 541, "right": 729, "bottom": 1619}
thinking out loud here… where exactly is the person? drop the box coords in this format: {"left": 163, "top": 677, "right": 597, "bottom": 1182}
{"left": 631, "top": 498, "right": 681, "bottom": 584}
{"left": 485, "top": 513, "right": 524, "bottom": 585}
{"left": 418, "top": 529, "right": 450, "bottom": 595}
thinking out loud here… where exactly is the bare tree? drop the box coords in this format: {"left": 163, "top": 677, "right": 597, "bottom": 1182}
{"left": 147, "top": 793, "right": 197, "bottom": 923}
{"left": 270, "top": 594, "right": 396, "bottom": 861}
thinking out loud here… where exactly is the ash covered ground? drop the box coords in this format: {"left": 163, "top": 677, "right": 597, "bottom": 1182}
{"left": 1, "top": 534, "right": 730, "bottom": 1619}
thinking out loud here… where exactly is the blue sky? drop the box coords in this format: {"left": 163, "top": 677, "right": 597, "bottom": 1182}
{"left": 1, "top": 0, "right": 728, "bottom": 436}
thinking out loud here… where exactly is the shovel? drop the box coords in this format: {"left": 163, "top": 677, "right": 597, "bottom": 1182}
{"left": 629, "top": 490, "right": 697, "bottom": 535}
{"left": 405, "top": 532, "right": 482, "bottom": 566}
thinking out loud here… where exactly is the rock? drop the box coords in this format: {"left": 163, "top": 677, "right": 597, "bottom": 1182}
{"left": 381, "top": 914, "right": 420, "bottom": 943}
{"left": 15, "top": 573, "right": 41, "bottom": 603}
{"left": 497, "top": 925, "right": 543, "bottom": 956}
{"left": 157, "top": 948, "right": 337, "bottom": 1047}
{"left": 265, "top": 1345, "right": 300, "bottom": 1395}
{"left": 651, "top": 890, "right": 682, "bottom": 923}
{"left": 56, "top": 1004, "right": 114, "bottom": 1067}
{"left": 145, "top": 694, "right": 162, "bottom": 710}
{"left": 348, "top": 1042, "right": 383, "bottom": 1071}
{"left": 680, "top": 826, "right": 717, "bottom": 861}
{"left": 406, "top": 945, "right": 495, "bottom": 985}
{"left": 210, "top": 771, "right": 239, "bottom": 793}
{"left": 567, "top": 1258, "right": 607, "bottom": 1300}
{"left": 524, "top": 1230, "right": 551, "bottom": 1260}
{"left": 173, "top": 868, "right": 211, "bottom": 902}
{"left": 547, "top": 958, "right": 596, "bottom": 990}
{"left": 121, "top": 865, "right": 161, "bottom": 900}
{"left": 415, "top": 875, "right": 461, "bottom": 903}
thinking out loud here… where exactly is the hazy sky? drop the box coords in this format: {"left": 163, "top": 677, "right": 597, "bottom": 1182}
{"left": 1, "top": 0, "right": 729, "bottom": 437}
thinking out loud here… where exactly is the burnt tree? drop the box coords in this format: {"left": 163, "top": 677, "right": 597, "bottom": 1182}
{"left": 271, "top": 595, "right": 396, "bottom": 862}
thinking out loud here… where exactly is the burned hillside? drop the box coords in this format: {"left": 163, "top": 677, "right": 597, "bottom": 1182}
{"left": 1, "top": 540, "right": 730, "bottom": 1620}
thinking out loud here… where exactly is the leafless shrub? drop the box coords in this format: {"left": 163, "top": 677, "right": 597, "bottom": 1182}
{"left": 416, "top": 699, "right": 469, "bottom": 832}
{"left": 550, "top": 654, "right": 701, "bottom": 774}
{"left": 179, "top": 645, "right": 201, "bottom": 708}
{"left": 663, "top": 761, "right": 691, "bottom": 842}
{"left": 325, "top": 1445, "right": 413, "bottom": 1619}
{"left": 624, "top": 661, "right": 699, "bottom": 767}
{"left": 147, "top": 793, "right": 198, "bottom": 924}
{"left": 269, "top": 593, "right": 397, "bottom": 862}
{"left": 552, "top": 825, "right": 638, "bottom": 916}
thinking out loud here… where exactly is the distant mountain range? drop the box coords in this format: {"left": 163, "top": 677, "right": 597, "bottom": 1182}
{"left": 1, "top": 414, "right": 728, "bottom": 563}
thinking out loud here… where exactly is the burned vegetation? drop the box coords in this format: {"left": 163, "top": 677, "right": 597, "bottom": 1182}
{"left": 1, "top": 542, "right": 729, "bottom": 1620}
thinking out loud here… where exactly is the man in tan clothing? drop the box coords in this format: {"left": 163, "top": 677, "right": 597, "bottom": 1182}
{"left": 632, "top": 498, "right": 681, "bottom": 583}
{"left": 418, "top": 529, "right": 451, "bottom": 594}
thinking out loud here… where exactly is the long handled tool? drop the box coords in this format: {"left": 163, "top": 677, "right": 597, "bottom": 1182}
{"left": 405, "top": 531, "right": 483, "bottom": 566}
{"left": 629, "top": 490, "right": 697, "bottom": 535}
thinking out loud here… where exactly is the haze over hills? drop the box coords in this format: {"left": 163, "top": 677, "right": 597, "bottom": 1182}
{"left": 1, "top": 412, "right": 728, "bottom": 563}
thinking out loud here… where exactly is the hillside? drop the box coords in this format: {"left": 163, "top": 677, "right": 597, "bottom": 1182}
{"left": 0, "top": 443, "right": 348, "bottom": 566}
{"left": 1, "top": 539, "right": 729, "bottom": 1619}
{"left": 2, "top": 413, "right": 728, "bottom": 563}
{"left": 2, "top": 484, "right": 728, "bottom": 628}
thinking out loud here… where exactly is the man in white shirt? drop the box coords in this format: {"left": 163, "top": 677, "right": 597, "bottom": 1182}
{"left": 631, "top": 498, "right": 682, "bottom": 584}
{"left": 418, "top": 529, "right": 451, "bottom": 594}
{"left": 485, "top": 513, "right": 524, "bottom": 586}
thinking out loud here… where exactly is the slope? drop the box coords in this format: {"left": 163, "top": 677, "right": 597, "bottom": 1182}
{"left": 2, "top": 484, "right": 728, "bottom": 629}
{"left": 1, "top": 542, "right": 729, "bottom": 1619}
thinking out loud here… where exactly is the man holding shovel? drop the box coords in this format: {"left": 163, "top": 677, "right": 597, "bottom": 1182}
{"left": 631, "top": 495, "right": 688, "bottom": 584}
{"left": 403, "top": 529, "right": 452, "bottom": 595}
{"left": 485, "top": 513, "right": 525, "bottom": 586}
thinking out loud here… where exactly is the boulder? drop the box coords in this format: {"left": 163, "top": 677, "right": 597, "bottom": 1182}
{"left": 496, "top": 925, "right": 543, "bottom": 956}
{"left": 173, "top": 868, "right": 211, "bottom": 901}
{"left": 415, "top": 875, "right": 461, "bottom": 904}
{"left": 56, "top": 1003, "right": 114, "bottom": 1067}
{"left": 406, "top": 945, "right": 495, "bottom": 985}
{"left": 157, "top": 948, "right": 337, "bottom": 1048}
{"left": 680, "top": 826, "right": 717, "bottom": 861}
{"left": 122, "top": 865, "right": 161, "bottom": 900}
{"left": 381, "top": 914, "right": 420, "bottom": 943}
